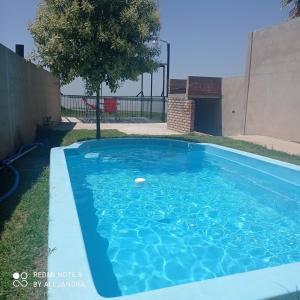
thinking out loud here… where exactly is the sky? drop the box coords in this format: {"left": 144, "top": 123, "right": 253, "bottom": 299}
{"left": 0, "top": 0, "right": 289, "bottom": 96}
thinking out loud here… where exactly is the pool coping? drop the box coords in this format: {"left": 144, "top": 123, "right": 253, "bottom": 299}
{"left": 49, "top": 138, "right": 300, "bottom": 300}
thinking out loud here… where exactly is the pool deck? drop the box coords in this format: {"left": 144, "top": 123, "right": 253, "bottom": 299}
{"left": 56, "top": 118, "right": 300, "bottom": 155}
{"left": 57, "top": 118, "right": 178, "bottom": 135}
{"left": 230, "top": 135, "right": 300, "bottom": 156}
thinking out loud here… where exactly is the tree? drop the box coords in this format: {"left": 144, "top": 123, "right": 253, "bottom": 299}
{"left": 281, "top": 0, "right": 300, "bottom": 19}
{"left": 29, "top": 0, "right": 161, "bottom": 138}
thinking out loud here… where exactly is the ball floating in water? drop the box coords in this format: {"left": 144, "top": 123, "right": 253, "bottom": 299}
{"left": 135, "top": 178, "right": 146, "bottom": 184}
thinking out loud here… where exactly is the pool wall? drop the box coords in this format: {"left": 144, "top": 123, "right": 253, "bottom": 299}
{"left": 49, "top": 139, "right": 300, "bottom": 300}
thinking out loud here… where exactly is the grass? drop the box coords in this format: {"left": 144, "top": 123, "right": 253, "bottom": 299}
{"left": 61, "top": 107, "right": 165, "bottom": 122}
{"left": 168, "top": 133, "right": 300, "bottom": 166}
{"left": 0, "top": 128, "right": 299, "bottom": 299}
{"left": 0, "top": 129, "right": 122, "bottom": 300}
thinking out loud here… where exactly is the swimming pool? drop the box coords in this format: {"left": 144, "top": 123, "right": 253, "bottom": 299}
{"left": 49, "top": 138, "right": 300, "bottom": 300}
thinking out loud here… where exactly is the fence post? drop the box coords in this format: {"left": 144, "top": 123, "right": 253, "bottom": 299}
{"left": 162, "top": 96, "right": 166, "bottom": 122}
{"left": 96, "top": 88, "right": 101, "bottom": 139}
{"left": 85, "top": 97, "right": 88, "bottom": 119}
{"left": 150, "top": 72, "right": 153, "bottom": 119}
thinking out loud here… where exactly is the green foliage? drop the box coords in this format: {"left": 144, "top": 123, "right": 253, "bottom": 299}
{"left": 281, "top": 0, "right": 300, "bottom": 19}
{"left": 28, "top": 0, "right": 161, "bottom": 94}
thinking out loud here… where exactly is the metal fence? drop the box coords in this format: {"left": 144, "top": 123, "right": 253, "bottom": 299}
{"left": 61, "top": 95, "right": 167, "bottom": 123}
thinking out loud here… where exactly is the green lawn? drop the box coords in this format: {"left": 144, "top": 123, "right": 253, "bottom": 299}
{"left": 61, "top": 107, "right": 165, "bottom": 122}
{"left": 0, "top": 129, "right": 299, "bottom": 299}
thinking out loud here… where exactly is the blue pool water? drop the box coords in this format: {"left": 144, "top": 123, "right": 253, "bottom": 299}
{"left": 64, "top": 139, "right": 300, "bottom": 297}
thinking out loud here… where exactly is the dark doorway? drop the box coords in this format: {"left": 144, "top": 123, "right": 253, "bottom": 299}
{"left": 194, "top": 99, "right": 222, "bottom": 135}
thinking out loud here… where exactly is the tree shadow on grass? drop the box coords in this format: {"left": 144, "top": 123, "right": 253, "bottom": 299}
{"left": 0, "top": 128, "right": 71, "bottom": 234}
{"left": 0, "top": 127, "right": 129, "bottom": 299}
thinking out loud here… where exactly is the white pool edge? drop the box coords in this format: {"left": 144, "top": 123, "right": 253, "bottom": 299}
{"left": 48, "top": 138, "right": 300, "bottom": 300}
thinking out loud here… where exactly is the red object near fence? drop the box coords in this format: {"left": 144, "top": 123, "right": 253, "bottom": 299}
{"left": 104, "top": 98, "right": 117, "bottom": 113}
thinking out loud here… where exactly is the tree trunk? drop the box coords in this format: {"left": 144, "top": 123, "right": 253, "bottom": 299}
{"left": 96, "top": 86, "right": 101, "bottom": 139}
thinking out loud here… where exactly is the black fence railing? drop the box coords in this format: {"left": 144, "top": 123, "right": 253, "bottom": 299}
{"left": 61, "top": 95, "right": 167, "bottom": 123}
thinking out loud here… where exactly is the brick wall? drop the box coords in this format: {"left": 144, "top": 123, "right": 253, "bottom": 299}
{"left": 169, "top": 79, "right": 187, "bottom": 94}
{"left": 167, "top": 94, "right": 195, "bottom": 133}
{"left": 187, "top": 76, "right": 221, "bottom": 98}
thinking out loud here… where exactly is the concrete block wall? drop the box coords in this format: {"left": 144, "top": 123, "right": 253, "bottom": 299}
{"left": 221, "top": 76, "right": 247, "bottom": 136}
{"left": 167, "top": 94, "right": 194, "bottom": 133}
{"left": 244, "top": 18, "right": 300, "bottom": 142}
{"left": 0, "top": 43, "right": 61, "bottom": 160}
{"left": 168, "top": 19, "right": 300, "bottom": 141}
